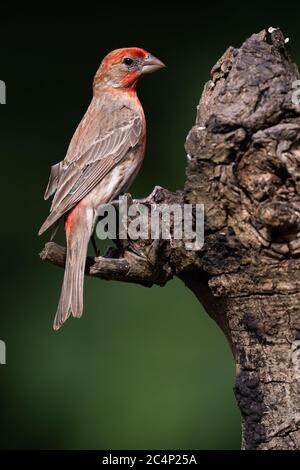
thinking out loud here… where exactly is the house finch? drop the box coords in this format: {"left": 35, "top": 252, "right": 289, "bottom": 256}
{"left": 39, "top": 48, "right": 165, "bottom": 330}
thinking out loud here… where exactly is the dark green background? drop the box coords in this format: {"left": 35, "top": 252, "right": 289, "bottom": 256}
{"left": 1, "top": 1, "right": 299, "bottom": 450}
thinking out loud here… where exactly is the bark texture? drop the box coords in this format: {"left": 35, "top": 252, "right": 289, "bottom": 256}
{"left": 40, "top": 29, "right": 300, "bottom": 449}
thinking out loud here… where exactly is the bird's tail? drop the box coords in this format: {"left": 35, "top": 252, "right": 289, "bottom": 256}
{"left": 53, "top": 211, "right": 92, "bottom": 330}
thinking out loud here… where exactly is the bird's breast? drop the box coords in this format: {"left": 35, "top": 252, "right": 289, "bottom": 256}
{"left": 83, "top": 145, "right": 144, "bottom": 211}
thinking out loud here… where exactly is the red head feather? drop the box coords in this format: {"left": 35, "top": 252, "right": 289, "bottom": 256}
{"left": 94, "top": 47, "right": 148, "bottom": 91}
{"left": 103, "top": 47, "right": 148, "bottom": 67}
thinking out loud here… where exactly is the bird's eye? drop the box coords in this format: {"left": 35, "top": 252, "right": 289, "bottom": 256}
{"left": 123, "top": 57, "right": 134, "bottom": 66}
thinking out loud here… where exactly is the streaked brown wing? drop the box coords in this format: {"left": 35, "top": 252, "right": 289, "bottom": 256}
{"left": 49, "top": 111, "right": 143, "bottom": 220}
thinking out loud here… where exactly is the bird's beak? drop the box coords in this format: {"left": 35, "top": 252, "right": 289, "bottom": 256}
{"left": 141, "top": 54, "right": 166, "bottom": 74}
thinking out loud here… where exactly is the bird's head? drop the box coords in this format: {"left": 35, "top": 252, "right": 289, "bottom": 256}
{"left": 94, "top": 47, "right": 165, "bottom": 92}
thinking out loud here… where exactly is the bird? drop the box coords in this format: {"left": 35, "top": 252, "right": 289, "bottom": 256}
{"left": 39, "top": 47, "right": 165, "bottom": 330}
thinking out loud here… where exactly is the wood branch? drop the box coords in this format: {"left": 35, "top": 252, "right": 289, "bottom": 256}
{"left": 40, "top": 28, "right": 300, "bottom": 449}
{"left": 40, "top": 240, "right": 171, "bottom": 287}
{"left": 40, "top": 186, "right": 180, "bottom": 287}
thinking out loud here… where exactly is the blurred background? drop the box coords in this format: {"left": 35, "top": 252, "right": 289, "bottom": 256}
{"left": 1, "top": 0, "right": 299, "bottom": 450}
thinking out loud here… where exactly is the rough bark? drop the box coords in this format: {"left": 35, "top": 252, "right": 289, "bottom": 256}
{"left": 40, "top": 29, "right": 300, "bottom": 450}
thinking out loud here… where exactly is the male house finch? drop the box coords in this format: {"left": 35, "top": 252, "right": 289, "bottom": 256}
{"left": 39, "top": 48, "right": 165, "bottom": 330}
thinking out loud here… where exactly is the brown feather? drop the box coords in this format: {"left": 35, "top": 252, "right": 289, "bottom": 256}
{"left": 39, "top": 93, "right": 145, "bottom": 235}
